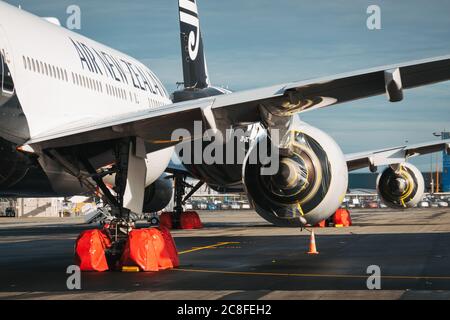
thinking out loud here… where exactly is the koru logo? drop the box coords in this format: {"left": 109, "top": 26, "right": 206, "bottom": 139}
{"left": 179, "top": 0, "right": 200, "bottom": 61}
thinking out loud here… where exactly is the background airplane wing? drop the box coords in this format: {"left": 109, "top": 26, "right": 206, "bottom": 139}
{"left": 346, "top": 139, "right": 450, "bottom": 172}
{"left": 27, "top": 55, "right": 450, "bottom": 151}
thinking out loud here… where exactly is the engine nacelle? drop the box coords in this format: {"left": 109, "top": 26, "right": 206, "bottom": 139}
{"left": 376, "top": 163, "right": 424, "bottom": 209}
{"left": 243, "top": 122, "right": 348, "bottom": 227}
{"left": 142, "top": 173, "right": 173, "bottom": 213}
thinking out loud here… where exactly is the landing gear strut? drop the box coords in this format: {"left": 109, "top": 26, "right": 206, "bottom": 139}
{"left": 171, "top": 173, "right": 204, "bottom": 229}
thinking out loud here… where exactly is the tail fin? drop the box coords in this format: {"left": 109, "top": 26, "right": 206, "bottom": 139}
{"left": 178, "top": 0, "right": 210, "bottom": 89}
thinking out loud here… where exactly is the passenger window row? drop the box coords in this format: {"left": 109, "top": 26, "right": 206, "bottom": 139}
{"left": 22, "top": 55, "right": 165, "bottom": 107}
{"left": 23, "top": 55, "right": 68, "bottom": 82}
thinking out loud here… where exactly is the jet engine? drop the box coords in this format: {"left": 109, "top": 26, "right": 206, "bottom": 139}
{"left": 243, "top": 122, "right": 348, "bottom": 227}
{"left": 142, "top": 173, "right": 173, "bottom": 213}
{"left": 376, "top": 163, "right": 424, "bottom": 209}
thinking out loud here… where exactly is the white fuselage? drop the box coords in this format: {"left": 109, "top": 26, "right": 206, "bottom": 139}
{"left": 0, "top": 1, "right": 174, "bottom": 187}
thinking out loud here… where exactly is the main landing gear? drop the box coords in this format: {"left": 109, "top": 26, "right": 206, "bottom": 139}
{"left": 49, "top": 137, "right": 178, "bottom": 272}
{"left": 159, "top": 173, "right": 204, "bottom": 230}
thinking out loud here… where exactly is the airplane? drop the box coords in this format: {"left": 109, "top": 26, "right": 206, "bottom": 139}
{"left": 0, "top": 0, "right": 449, "bottom": 239}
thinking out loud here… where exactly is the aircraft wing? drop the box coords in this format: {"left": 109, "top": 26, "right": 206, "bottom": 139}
{"left": 346, "top": 139, "right": 450, "bottom": 172}
{"left": 26, "top": 55, "right": 450, "bottom": 151}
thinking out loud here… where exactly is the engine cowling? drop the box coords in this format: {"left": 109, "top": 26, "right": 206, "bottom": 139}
{"left": 376, "top": 163, "right": 424, "bottom": 208}
{"left": 142, "top": 173, "right": 173, "bottom": 213}
{"left": 243, "top": 122, "right": 348, "bottom": 227}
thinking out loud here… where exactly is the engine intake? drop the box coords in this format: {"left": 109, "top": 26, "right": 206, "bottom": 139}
{"left": 377, "top": 163, "right": 424, "bottom": 208}
{"left": 243, "top": 122, "right": 348, "bottom": 227}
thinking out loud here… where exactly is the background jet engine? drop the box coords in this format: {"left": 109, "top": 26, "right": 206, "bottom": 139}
{"left": 376, "top": 163, "right": 424, "bottom": 209}
{"left": 243, "top": 123, "right": 348, "bottom": 227}
{"left": 142, "top": 173, "right": 173, "bottom": 213}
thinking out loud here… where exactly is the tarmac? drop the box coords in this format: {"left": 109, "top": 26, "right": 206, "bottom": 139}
{"left": 1, "top": 208, "right": 450, "bottom": 300}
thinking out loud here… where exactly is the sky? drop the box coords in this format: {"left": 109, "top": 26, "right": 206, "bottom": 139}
{"left": 4, "top": 0, "right": 450, "bottom": 171}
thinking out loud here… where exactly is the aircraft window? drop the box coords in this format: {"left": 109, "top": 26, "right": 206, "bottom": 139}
{"left": 39, "top": 61, "right": 43, "bottom": 74}
{"left": 99, "top": 82, "right": 103, "bottom": 93}
{"left": 22, "top": 56, "right": 26, "bottom": 69}
{"left": 44, "top": 63, "right": 48, "bottom": 76}
{"left": 27, "top": 57, "right": 31, "bottom": 70}
{"left": 64, "top": 70, "right": 67, "bottom": 82}
{"left": 76, "top": 74, "right": 80, "bottom": 86}
{"left": 36, "top": 61, "right": 40, "bottom": 73}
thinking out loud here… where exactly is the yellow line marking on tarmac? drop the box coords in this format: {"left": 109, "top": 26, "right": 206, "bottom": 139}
{"left": 173, "top": 268, "right": 450, "bottom": 281}
{"left": 178, "top": 242, "right": 240, "bottom": 255}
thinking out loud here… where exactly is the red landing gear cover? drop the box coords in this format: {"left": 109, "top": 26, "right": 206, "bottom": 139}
{"left": 180, "top": 211, "right": 203, "bottom": 229}
{"left": 120, "top": 227, "right": 179, "bottom": 271}
{"left": 75, "top": 229, "right": 112, "bottom": 272}
{"left": 159, "top": 212, "right": 173, "bottom": 229}
{"left": 334, "top": 208, "right": 352, "bottom": 227}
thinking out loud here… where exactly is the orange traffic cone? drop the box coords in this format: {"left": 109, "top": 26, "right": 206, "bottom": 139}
{"left": 307, "top": 230, "right": 319, "bottom": 255}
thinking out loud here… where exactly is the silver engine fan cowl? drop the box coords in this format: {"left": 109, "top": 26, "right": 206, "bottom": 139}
{"left": 243, "top": 122, "right": 348, "bottom": 227}
{"left": 377, "top": 162, "right": 424, "bottom": 209}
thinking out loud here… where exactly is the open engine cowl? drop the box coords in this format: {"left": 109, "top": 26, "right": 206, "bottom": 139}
{"left": 243, "top": 121, "right": 348, "bottom": 227}
{"left": 377, "top": 162, "right": 424, "bottom": 209}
